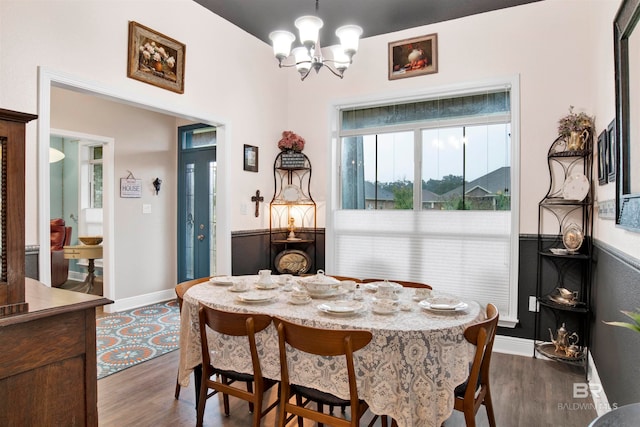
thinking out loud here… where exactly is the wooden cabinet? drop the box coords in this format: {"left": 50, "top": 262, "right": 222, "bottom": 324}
{"left": 0, "top": 108, "right": 111, "bottom": 425}
{"left": 533, "top": 135, "right": 593, "bottom": 374}
{"left": 270, "top": 152, "right": 316, "bottom": 274}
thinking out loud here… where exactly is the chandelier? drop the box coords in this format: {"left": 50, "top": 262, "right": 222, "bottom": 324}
{"left": 268, "top": 0, "right": 363, "bottom": 81}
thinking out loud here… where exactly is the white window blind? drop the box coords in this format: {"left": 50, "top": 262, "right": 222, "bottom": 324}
{"left": 333, "top": 210, "right": 512, "bottom": 317}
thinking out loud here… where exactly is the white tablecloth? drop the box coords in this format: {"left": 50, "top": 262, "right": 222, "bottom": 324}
{"left": 178, "top": 276, "right": 483, "bottom": 427}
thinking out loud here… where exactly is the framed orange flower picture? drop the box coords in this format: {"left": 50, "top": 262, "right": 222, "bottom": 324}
{"left": 127, "top": 21, "right": 185, "bottom": 93}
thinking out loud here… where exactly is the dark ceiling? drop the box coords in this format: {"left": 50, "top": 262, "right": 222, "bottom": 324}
{"left": 194, "top": 0, "right": 542, "bottom": 48}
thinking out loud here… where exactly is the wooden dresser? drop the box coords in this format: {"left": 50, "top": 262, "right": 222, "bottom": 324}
{"left": 0, "top": 279, "right": 110, "bottom": 425}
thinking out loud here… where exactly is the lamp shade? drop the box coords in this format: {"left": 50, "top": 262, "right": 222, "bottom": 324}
{"left": 269, "top": 30, "right": 296, "bottom": 60}
{"left": 292, "top": 47, "right": 311, "bottom": 75}
{"left": 331, "top": 46, "right": 350, "bottom": 72}
{"left": 49, "top": 147, "right": 65, "bottom": 163}
{"left": 335, "top": 25, "right": 363, "bottom": 56}
{"left": 295, "top": 15, "right": 323, "bottom": 48}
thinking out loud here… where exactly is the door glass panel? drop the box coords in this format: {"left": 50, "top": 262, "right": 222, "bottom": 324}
{"left": 209, "top": 160, "right": 216, "bottom": 276}
{"left": 184, "top": 163, "right": 195, "bottom": 279}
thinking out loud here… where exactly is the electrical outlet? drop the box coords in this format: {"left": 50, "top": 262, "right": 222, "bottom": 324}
{"left": 142, "top": 204, "right": 152, "bottom": 214}
{"left": 528, "top": 296, "right": 539, "bottom": 312}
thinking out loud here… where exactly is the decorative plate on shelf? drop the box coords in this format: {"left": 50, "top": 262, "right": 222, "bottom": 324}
{"left": 275, "top": 249, "right": 311, "bottom": 274}
{"left": 282, "top": 185, "right": 302, "bottom": 203}
{"left": 562, "top": 224, "right": 584, "bottom": 252}
{"left": 562, "top": 173, "right": 590, "bottom": 201}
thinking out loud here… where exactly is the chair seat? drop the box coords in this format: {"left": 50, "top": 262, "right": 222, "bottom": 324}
{"left": 211, "top": 365, "right": 255, "bottom": 383}
{"left": 454, "top": 378, "right": 480, "bottom": 398}
{"left": 291, "top": 384, "right": 357, "bottom": 407}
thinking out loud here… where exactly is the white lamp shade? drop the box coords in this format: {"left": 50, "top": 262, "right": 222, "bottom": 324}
{"left": 295, "top": 15, "right": 323, "bottom": 46}
{"left": 331, "top": 46, "right": 350, "bottom": 71}
{"left": 292, "top": 47, "right": 311, "bottom": 73}
{"left": 269, "top": 30, "right": 296, "bottom": 59}
{"left": 335, "top": 25, "right": 363, "bottom": 55}
{"left": 49, "top": 147, "right": 65, "bottom": 163}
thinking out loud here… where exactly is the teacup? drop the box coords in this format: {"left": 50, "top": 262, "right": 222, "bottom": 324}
{"left": 341, "top": 280, "right": 357, "bottom": 292}
{"left": 377, "top": 280, "right": 396, "bottom": 299}
{"left": 281, "top": 277, "right": 295, "bottom": 291}
{"left": 372, "top": 298, "right": 397, "bottom": 313}
{"left": 258, "top": 269, "right": 274, "bottom": 285}
{"left": 292, "top": 289, "right": 308, "bottom": 298}
{"left": 414, "top": 288, "right": 431, "bottom": 300}
{"left": 231, "top": 279, "right": 248, "bottom": 292}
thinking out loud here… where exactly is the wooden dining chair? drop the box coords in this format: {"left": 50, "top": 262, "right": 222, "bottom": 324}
{"left": 452, "top": 303, "right": 499, "bottom": 427}
{"left": 361, "top": 278, "right": 432, "bottom": 289}
{"left": 174, "top": 277, "right": 211, "bottom": 399}
{"left": 197, "top": 304, "right": 279, "bottom": 427}
{"left": 274, "top": 316, "right": 378, "bottom": 427}
{"left": 328, "top": 275, "right": 362, "bottom": 282}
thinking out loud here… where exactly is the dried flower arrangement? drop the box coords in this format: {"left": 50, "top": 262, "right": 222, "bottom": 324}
{"left": 557, "top": 106, "right": 595, "bottom": 137}
{"left": 277, "top": 131, "right": 305, "bottom": 152}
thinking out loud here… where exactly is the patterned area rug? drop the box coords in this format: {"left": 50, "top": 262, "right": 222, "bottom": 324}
{"left": 96, "top": 299, "right": 180, "bottom": 379}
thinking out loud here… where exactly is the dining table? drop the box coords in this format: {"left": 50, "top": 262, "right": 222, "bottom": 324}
{"left": 177, "top": 275, "right": 484, "bottom": 427}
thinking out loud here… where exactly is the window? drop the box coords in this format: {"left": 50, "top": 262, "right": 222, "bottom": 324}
{"left": 331, "top": 80, "right": 519, "bottom": 326}
{"left": 89, "top": 146, "right": 103, "bottom": 209}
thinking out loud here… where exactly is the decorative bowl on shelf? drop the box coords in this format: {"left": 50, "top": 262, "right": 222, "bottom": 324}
{"left": 78, "top": 236, "right": 103, "bottom": 245}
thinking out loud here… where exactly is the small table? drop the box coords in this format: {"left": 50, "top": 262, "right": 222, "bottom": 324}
{"left": 63, "top": 244, "right": 103, "bottom": 293}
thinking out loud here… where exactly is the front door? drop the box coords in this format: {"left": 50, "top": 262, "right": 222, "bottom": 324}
{"left": 177, "top": 124, "right": 217, "bottom": 282}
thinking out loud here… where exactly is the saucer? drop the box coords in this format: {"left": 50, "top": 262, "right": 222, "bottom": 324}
{"left": 255, "top": 281, "right": 278, "bottom": 290}
{"left": 288, "top": 296, "right": 312, "bottom": 305}
{"left": 372, "top": 304, "right": 399, "bottom": 315}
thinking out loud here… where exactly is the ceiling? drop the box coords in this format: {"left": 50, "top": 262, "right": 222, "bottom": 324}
{"left": 194, "top": 0, "right": 542, "bottom": 48}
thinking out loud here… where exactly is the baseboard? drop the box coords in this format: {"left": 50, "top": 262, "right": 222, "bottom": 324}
{"left": 494, "top": 334, "right": 533, "bottom": 356}
{"left": 588, "top": 351, "right": 614, "bottom": 416}
{"left": 105, "top": 289, "right": 176, "bottom": 313}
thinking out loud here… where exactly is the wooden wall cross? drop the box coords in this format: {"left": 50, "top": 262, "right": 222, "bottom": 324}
{"left": 251, "top": 190, "right": 264, "bottom": 217}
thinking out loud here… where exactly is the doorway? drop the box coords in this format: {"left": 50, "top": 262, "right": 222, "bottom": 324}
{"left": 177, "top": 124, "right": 217, "bottom": 282}
{"left": 38, "top": 68, "right": 232, "bottom": 312}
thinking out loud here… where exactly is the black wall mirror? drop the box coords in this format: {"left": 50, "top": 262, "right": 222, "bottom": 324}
{"left": 615, "top": 0, "right": 640, "bottom": 231}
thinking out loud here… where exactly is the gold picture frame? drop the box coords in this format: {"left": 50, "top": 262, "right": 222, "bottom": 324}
{"left": 127, "top": 21, "right": 185, "bottom": 93}
{"left": 388, "top": 33, "right": 438, "bottom": 80}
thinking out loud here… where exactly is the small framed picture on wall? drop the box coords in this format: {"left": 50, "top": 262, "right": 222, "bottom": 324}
{"left": 244, "top": 144, "right": 258, "bottom": 172}
{"left": 597, "top": 130, "right": 608, "bottom": 185}
{"left": 606, "top": 119, "right": 616, "bottom": 183}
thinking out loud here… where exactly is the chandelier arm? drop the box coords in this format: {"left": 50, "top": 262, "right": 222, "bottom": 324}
{"left": 321, "top": 62, "right": 345, "bottom": 79}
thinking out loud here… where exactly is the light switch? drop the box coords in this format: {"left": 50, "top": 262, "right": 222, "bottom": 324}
{"left": 143, "top": 204, "right": 152, "bottom": 214}
{"left": 528, "top": 296, "right": 539, "bottom": 312}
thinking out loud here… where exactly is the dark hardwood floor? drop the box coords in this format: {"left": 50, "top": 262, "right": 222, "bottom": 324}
{"left": 97, "top": 350, "right": 598, "bottom": 426}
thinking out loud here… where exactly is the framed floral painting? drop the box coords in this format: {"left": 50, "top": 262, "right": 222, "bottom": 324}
{"left": 127, "top": 21, "right": 185, "bottom": 93}
{"left": 388, "top": 33, "right": 438, "bottom": 80}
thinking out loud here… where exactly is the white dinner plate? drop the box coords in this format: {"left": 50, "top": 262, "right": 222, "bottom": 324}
{"left": 562, "top": 174, "right": 590, "bottom": 201}
{"left": 317, "top": 301, "right": 364, "bottom": 315}
{"left": 209, "top": 276, "right": 235, "bottom": 286}
{"left": 236, "top": 292, "right": 277, "bottom": 303}
{"left": 419, "top": 297, "right": 468, "bottom": 312}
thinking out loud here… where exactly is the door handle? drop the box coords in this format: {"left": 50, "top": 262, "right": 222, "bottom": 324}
{"left": 197, "top": 234, "right": 205, "bottom": 241}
